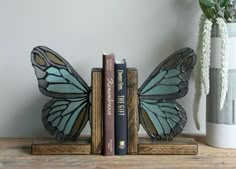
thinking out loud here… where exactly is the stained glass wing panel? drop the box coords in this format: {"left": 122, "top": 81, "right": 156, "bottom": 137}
{"left": 139, "top": 48, "right": 196, "bottom": 100}
{"left": 42, "top": 98, "right": 89, "bottom": 141}
{"left": 31, "top": 46, "right": 90, "bottom": 99}
{"left": 139, "top": 99, "right": 187, "bottom": 140}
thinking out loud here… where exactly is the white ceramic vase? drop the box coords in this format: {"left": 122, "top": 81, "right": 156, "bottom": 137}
{"left": 206, "top": 23, "right": 236, "bottom": 148}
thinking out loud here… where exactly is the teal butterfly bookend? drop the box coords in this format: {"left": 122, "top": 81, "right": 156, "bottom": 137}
{"left": 31, "top": 46, "right": 196, "bottom": 144}
{"left": 31, "top": 46, "right": 90, "bottom": 141}
{"left": 138, "top": 48, "right": 196, "bottom": 141}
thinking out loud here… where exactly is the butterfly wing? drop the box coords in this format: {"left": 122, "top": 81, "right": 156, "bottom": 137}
{"left": 139, "top": 99, "right": 186, "bottom": 140}
{"left": 31, "top": 46, "right": 89, "bottom": 98}
{"left": 138, "top": 48, "right": 196, "bottom": 140}
{"left": 139, "top": 48, "right": 196, "bottom": 100}
{"left": 42, "top": 98, "right": 89, "bottom": 140}
{"left": 31, "top": 46, "right": 90, "bottom": 140}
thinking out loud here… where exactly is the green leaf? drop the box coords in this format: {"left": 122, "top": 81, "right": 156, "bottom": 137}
{"left": 199, "top": 0, "right": 215, "bottom": 7}
{"left": 199, "top": 1, "right": 216, "bottom": 20}
{"left": 219, "top": 0, "right": 229, "bottom": 7}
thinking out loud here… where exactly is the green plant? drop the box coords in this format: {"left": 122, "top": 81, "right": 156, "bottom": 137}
{"left": 194, "top": 0, "right": 233, "bottom": 130}
{"left": 200, "top": 0, "right": 236, "bottom": 22}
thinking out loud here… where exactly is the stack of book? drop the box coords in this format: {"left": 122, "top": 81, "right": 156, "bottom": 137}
{"left": 102, "top": 53, "right": 127, "bottom": 156}
{"left": 91, "top": 53, "right": 138, "bottom": 156}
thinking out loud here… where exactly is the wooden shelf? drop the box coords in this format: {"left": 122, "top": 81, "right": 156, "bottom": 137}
{"left": 1, "top": 135, "right": 236, "bottom": 169}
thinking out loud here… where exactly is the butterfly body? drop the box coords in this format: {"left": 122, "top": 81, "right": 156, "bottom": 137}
{"left": 31, "top": 46, "right": 196, "bottom": 141}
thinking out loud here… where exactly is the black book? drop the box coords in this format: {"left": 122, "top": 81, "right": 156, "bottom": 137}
{"left": 115, "top": 59, "right": 127, "bottom": 155}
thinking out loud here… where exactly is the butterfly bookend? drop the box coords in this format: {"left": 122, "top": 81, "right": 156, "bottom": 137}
{"left": 30, "top": 46, "right": 198, "bottom": 155}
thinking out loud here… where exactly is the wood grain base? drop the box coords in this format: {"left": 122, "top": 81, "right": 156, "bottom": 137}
{"left": 31, "top": 137, "right": 91, "bottom": 155}
{"left": 138, "top": 137, "right": 198, "bottom": 155}
{"left": 31, "top": 136, "right": 197, "bottom": 155}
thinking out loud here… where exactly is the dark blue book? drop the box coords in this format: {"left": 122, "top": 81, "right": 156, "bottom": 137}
{"left": 115, "top": 59, "right": 127, "bottom": 155}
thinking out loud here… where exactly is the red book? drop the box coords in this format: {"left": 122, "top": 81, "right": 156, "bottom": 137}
{"left": 102, "top": 53, "right": 115, "bottom": 156}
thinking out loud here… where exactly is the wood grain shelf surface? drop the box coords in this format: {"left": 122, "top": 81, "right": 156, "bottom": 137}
{"left": 1, "top": 135, "right": 236, "bottom": 169}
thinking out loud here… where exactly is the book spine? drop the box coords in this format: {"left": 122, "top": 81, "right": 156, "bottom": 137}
{"left": 115, "top": 61, "right": 127, "bottom": 155}
{"left": 91, "top": 68, "right": 102, "bottom": 154}
{"left": 127, "top": 68, "right": 138, "bottom": 154}
{"left": 103, "top": 54, "right": 115, "bottom": 156}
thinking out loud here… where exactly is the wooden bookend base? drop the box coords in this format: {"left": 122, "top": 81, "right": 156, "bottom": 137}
{"left": 31, "top": 137, "right": 91, "bottom": 155}
{"left": 138, "top": 136, "right": 198, "bottom": 155}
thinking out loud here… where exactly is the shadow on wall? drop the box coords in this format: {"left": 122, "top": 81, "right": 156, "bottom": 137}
{"left": 174, "top": 0, "right": 200, "bottom": 46}
{"left": 140, "top": 0, "right": 201, "bottom": 133}
{"left": 145, "top": 0, "right": 199, "bottom": 81}
{"left": 5, "top": 94, "right": 51, "bottom": 138}
{"left": 138, "top": 0, "right": 199, "bottom": 84}
{"left": 154, "top": 0, "right": 199, "bottom": 58}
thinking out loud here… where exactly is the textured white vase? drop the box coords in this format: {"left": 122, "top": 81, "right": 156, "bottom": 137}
{"left": 206, "top": 23, "right": 236, "bottom": 148}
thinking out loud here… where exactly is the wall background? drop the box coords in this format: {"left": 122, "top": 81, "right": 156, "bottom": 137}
{"left": 0, "top": 0, "right": 206, "bottom": 137}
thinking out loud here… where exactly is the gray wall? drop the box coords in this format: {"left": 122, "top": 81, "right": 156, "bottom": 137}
{"left": 0, "top": 0, "right": 206, "bottom": 137}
